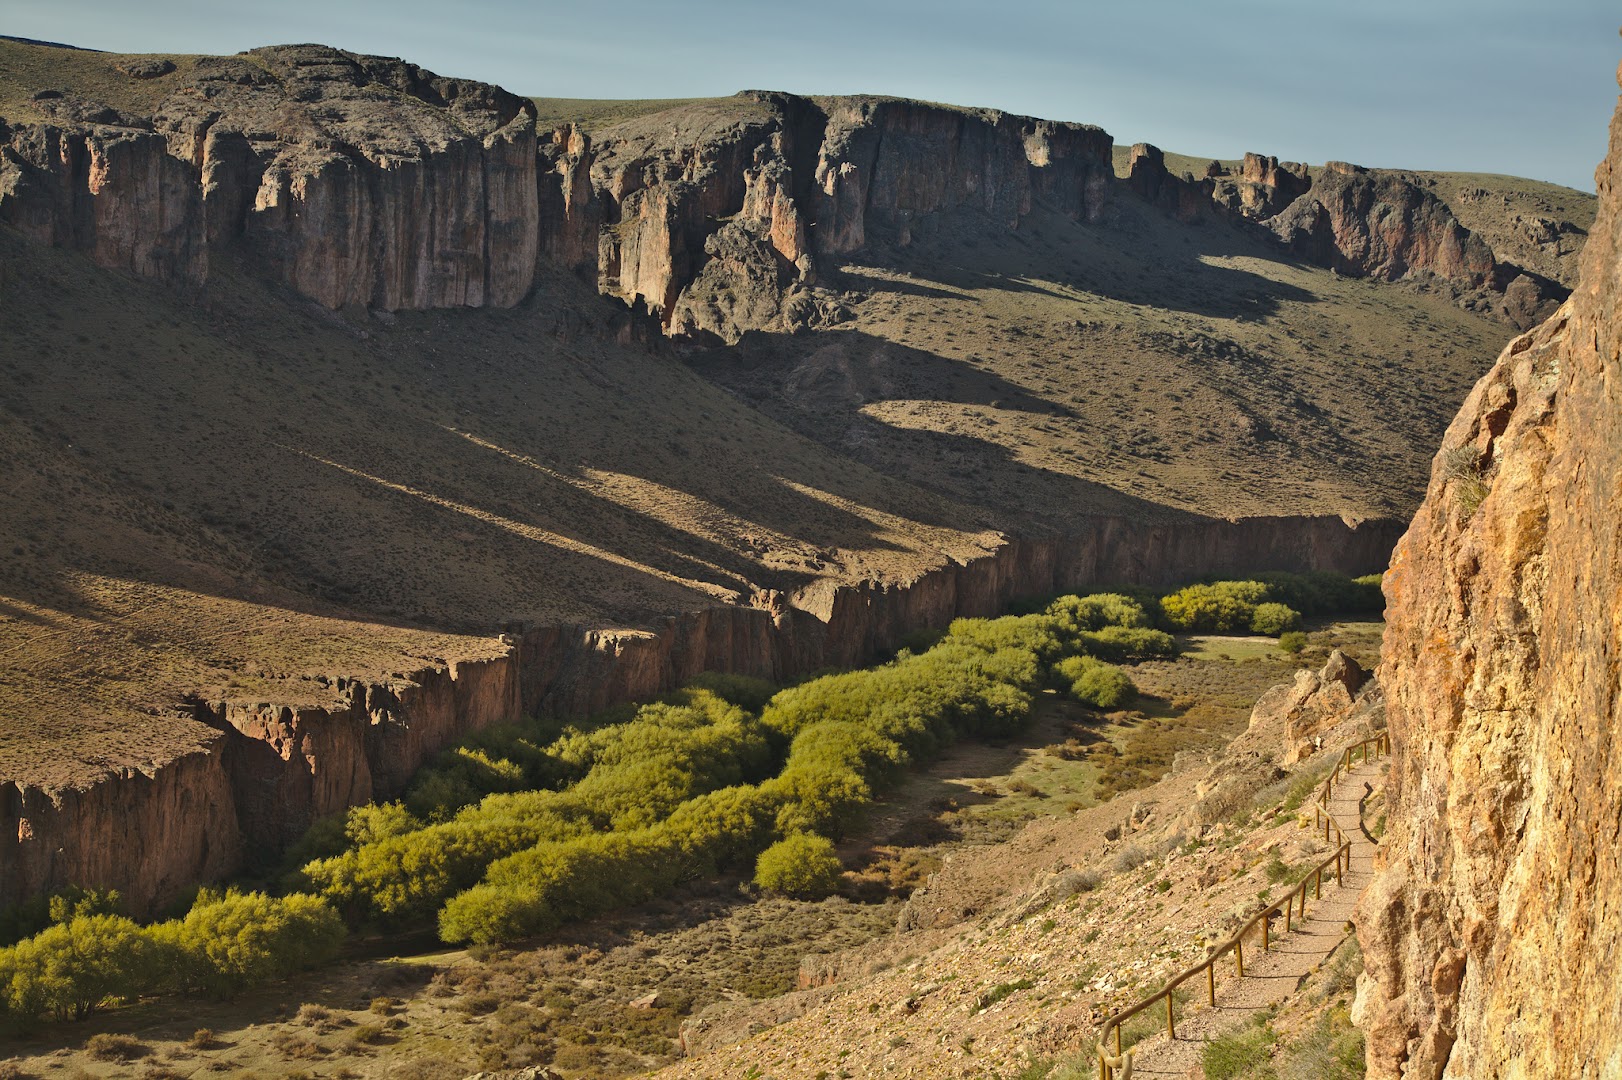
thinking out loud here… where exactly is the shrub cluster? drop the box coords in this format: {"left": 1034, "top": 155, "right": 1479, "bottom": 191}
{"left": 424, "top": 594, "right": 1150, "bottom": 944}
{"left": 0, "top": 890, "right": 341, "bottom": 1024}
{"left": 296, "top": 688, "right": 771, "bottom": 927}
{"left": 1157, "top": 571, "right": 1379, "bottom": 636}
{"left": 0, "top": 571, "right": 1385, "bottom": 1006}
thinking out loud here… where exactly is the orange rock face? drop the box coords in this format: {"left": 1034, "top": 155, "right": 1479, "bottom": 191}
{"left": 1355, "top": 71, "right": 1622, "bottom": 1080}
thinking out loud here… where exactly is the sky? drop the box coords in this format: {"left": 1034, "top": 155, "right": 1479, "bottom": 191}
{"left": 4, "top": 0, "right": 1618, "bottom": 191}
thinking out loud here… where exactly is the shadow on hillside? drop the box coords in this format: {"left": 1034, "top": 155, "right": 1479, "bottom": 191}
{"left": 854, "top": 199, "right": 1322, "bottom": 321}
{"left": 689, "top": 326, "right": 1185, "bottom": 527}
{"left": 7, "top": 234, "right": 1186, "bottom": 665}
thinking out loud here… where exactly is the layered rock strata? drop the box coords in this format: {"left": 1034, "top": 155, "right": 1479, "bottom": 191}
{"left": 1, "top": 513, "right": 1398, "bottom": 916}
{"left": 2, "top": 45, "right": 543, "bottom": 308}
{"left": 1354, "top": 70, "right": 1622, "bottom": 1080}
{"left": 0, "top": 42, "right": 1572, "bottom": 338}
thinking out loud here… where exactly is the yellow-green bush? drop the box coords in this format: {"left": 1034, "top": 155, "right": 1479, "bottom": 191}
{"left": 753, "top": 834, "right": 843, "bottom": 898}
{"left": 1054, "top": 655, "right": 1136, "bottom": 708}
{"left": 145, "top": 890, "right": 344, "bottom": 997}
{"left": 1160, "top": 581, "right": 1272, "bottom": 632}
{"left": 1250, "top": 601, "right": 1302, "bottom": 635}
{"left": 0, "top": 913, "right": 151, "bottom": 1022}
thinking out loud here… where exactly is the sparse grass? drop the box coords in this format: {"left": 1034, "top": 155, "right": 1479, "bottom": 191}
{"left": 529, "top": 95, "right": 746, "bottom": 133}
{"left": 1202, "top": 1008, "right": 1280, "bottom": 1079}
{"left": 974, "top": 978, "right": 1036, "bottom": 1013}
{"left": 83, "top": 1033, "right": 147, "bottom": 1062}
{"left": 1441, "top": 444, "right": 1491, "bottom": 515}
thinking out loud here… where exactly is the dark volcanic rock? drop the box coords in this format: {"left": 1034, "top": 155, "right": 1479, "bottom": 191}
{"left": 1267, "top": 160, "right": 1496, "bottom": 285}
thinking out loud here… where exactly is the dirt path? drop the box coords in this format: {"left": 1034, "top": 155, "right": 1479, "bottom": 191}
{"left": 1117, "top": 760, "right": 1382, "bottom": 1078}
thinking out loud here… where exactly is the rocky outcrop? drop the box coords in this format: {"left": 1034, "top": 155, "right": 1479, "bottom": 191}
{"left": 811, "top": 98, "right": 1112, "bottom": 255}
{"left": 2, "top": 56, "right": 1113, "bottom": 338}
{"left": 1266, "top": 161, "right": 1497, "bottom": 286}
{"left": 537, "top": 124, "right": 600, "bottom": 275}
{"left": 0, "top": 41, "right": 1569, "bottom": 335}
{"left": 595, "top": 93, "right": 1112, "bottom": 340}
{"left": 1, "top": 512, "right": 1399, "bottom": 916}
{"left": 0, "top": 118, "right": 205, "bottom": 284}
{"left": 1354, "top": 70, "right": 1622, "bottom": 1080}
{"left": 2, "top": 45, "right": 546, "bottom": 309}
{"left": 1125, "top": 142, "right": 1209, "bottom": 223}
{"left": 1226, "top": 152, "right": 1310, "bottom": 218}
{"left": 1243, "top": 649, "right": 1372, "bottom": 765}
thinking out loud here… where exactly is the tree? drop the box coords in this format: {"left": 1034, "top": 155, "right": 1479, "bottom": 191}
{"left": 753, "top": 834, "right": 842, "bottom": 898}
{"left": 0, "top": 913, "right": 151, "bottom": 1021}
{"left": 1250, "top": 602, "right": 1302, "bottom": 635}
{"left": 148, "top": 891, "right": 343, "bottom": 997}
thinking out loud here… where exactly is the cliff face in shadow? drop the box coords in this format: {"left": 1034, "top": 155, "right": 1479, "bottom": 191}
{"left": 2, "top": 513, "right": 1398, "bottom": 917}
{"left": 1354, "top": 68, "right": 1622, "bottom": 1080}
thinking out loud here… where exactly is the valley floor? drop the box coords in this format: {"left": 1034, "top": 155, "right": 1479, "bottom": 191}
{"left": 0, "top": 624, "right": 1383, "bottom": 1080}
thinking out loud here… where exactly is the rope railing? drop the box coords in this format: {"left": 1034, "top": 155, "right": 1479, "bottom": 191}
{"left": 1093, "top": 732, "right": 1389, "bottom": 1079}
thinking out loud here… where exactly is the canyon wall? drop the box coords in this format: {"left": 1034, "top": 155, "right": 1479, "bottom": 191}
{"left": 1, "top": 45, "right": 543, "bottom": 308}
{"left": 1, "top": 513, "right": 1399, "bottom": 916}
{"left": 1354, "top": 71, "right": 1622, "bottom": 1080}
{"left": 2, "top": 42, "right": 1551, "bottom": 342}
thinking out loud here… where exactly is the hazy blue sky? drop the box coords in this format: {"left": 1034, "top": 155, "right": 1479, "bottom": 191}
{"left": 5, "top": 0, "right": 1618, "bottom": 190}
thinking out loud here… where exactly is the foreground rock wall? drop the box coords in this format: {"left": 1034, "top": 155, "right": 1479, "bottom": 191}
{"left": 1, "top": 513, "right": 1398, "bottom": 916}
{"left": 1354, "top": 71, "right": 1622, "bottom": 1080}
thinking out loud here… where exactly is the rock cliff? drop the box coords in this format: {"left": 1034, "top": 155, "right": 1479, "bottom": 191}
{"left": 2, "top": 513, "right": 1398, "bottom": 916}
{"left": 1266, "top": 160, "right": 1497, "bottom": 287}
{"left": 1354, "top": 69, "right": 1622, "bottom": 1080}
{"left": 0, "top": 40, "right": 1576, "bottom": 338}
{"left": 2, "top": 44, "right": 542, "bottom": 308}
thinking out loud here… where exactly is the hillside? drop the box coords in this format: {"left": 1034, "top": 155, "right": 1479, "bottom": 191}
{"left": 0, "top": 38, "right": 1594, "bottom": 914}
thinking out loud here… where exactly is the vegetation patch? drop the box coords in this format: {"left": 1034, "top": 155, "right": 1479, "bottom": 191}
{"left": 0, "top": 571, "right": 1381, "bottom": 1034}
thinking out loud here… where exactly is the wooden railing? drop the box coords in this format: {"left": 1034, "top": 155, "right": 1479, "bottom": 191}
{"left": 1093, "top": 733, "right": 1389, "bottom": 1079}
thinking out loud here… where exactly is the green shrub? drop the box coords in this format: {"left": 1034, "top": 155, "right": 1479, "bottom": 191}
{"left": 145, "top": 890, "right": 343, "bottom": 997}
{"left": 303, "top": 689, "right": 770, "bottom": 926}
{"left": 753, "top": 834, "right": 843, "bottom": 898}
{"left": 1046, "top": 593, "right": 1153, "bottom": 632}
{"left": 1279, "top": 631, "right": 1307, "bottom": 654}
{"left": 685, "top": 672, "right": 778, "bottom": 712}
{"left": 1077, "top": 626, "right": 1178, "bottom": 662}
{"left": 1250, "top": 602, "right": 1302, "bottom": 636}
{"left": 1248, "top": 571, "right": 1382, "bottom": 614}
{"left": 1160, "top": 581, "right": 1270, "bottom": 632}
{"left": 0, "top": 913, "right": 152, "bottom": 1021}
{"left": 0, "top": 886, "right": 123, "bottom": 948}
{"left": 1054, "top": 656, "right": 1136, "bottom": 709}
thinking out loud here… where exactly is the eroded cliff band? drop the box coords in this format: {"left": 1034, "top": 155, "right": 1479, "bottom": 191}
{"left": 1, "top": 44, "right": 1565, "bottom": 344}
{"left": 1, "top": 514, "right": 1397, "bottom": 917}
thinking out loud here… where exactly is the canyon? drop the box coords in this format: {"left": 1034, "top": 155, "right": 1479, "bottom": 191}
{"left": 2, "top": 515, "right": 1397, "bottom": 916}
{"left": 0, "top": 45, "right": 1614, "bottom": 1080}
{"left": 1, "top": 44, "right": 1578, "bottom": 341}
